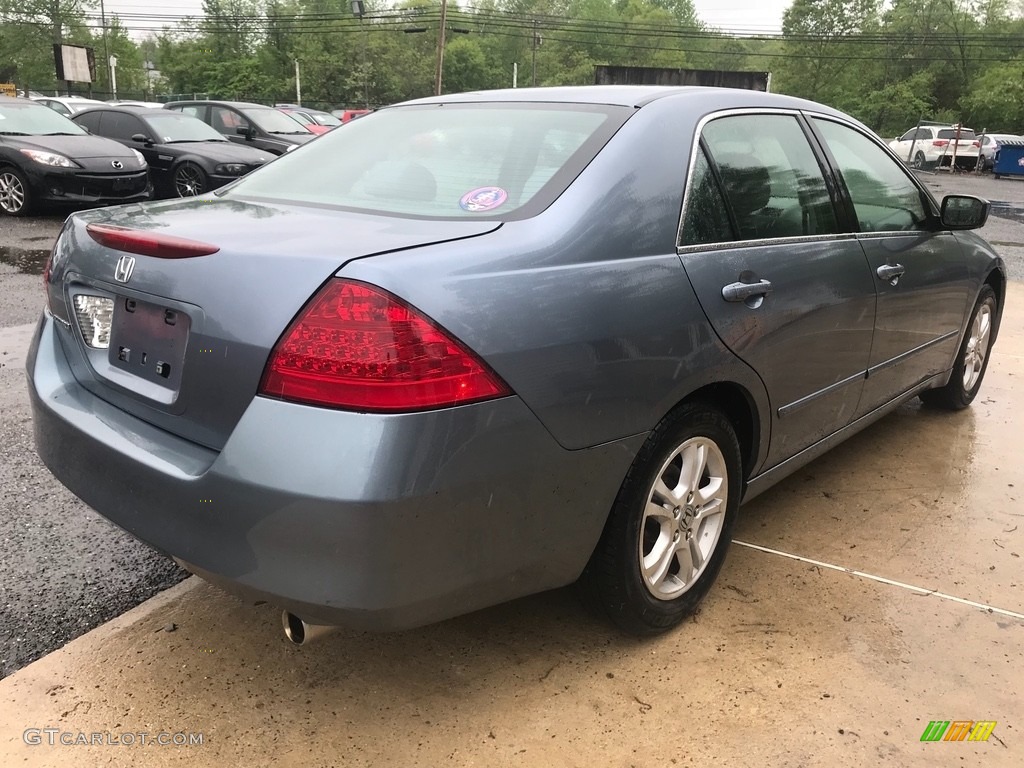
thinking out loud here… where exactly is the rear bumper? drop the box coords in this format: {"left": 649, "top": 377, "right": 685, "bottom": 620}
{"left": 27, "top": 314, "right": 642, "bottom": 630}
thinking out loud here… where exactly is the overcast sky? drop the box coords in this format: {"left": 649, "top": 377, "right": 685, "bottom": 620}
{"left": 100, "top": 1, "right": 790, "bottom": 37}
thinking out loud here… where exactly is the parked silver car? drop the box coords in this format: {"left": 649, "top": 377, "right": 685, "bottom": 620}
{"left": 978, "top": 133, "right": 1023, "bottom": 170}
{"left": 28, "top": 87, "right": 1004, "bottom": 639}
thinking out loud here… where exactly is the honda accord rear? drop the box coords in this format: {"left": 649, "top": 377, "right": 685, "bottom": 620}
{"left": 27, "top": 92, "right": 687, "bottom": 631}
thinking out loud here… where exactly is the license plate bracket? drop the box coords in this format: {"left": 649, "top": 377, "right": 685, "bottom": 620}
{"left": 108, "top": 296, "right": 190, "bottom": 391}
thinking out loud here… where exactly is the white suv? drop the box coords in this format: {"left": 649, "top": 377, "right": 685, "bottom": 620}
{"left": 889, "top": 126, "right": 980, "bottom": 170}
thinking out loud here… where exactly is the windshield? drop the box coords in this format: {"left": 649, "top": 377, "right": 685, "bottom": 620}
{"left": 286, "top": 111, "right": 314, "bottom": 126}
{"left": 938, "top": 128, "right": 977, "bottom": 140}
{"left": 143, "top": 112, "right": 226, "bottom": 142}
{"left": 244, "top": 108, "right": 311, "bottom": 134}
{"left": 312, "top": 112, "right": 341, "bottom": 126}
{"left": 222, "top": 102, "right": 629, "bottom": 220}
{"left": 0, "top": 102, "right": 87, "bottom": 135}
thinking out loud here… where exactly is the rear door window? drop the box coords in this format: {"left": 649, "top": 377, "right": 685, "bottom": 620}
{"left": 679, "top": 146, "right": 734, "bottom": 246}
{"left": 698, "top": 114, "right": 839, "bottom": 241}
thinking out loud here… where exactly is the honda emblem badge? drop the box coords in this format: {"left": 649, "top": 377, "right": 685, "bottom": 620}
{"left": 111, "top": 160, "right": 123, "bottom": 169}
{"left": 114, "top": 255, "right": 135, "bottom": 283}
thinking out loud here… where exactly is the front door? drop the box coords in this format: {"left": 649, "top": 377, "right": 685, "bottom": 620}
{"left": 809, "top": 118, "right": 969, "bottom": 416}
{"left": 678, "top": 113, "right": 876, "bottom": 468}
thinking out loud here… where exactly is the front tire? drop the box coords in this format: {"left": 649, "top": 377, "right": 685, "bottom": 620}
{"left": 173, "top": 162, "right": 207, "bottom": 197}
{"left": 581, "top": 403, "right": 742, "bottom": 636}
{"left": 921, "top": 285, "right": 997, "bottom": 410}
{"left": 0, "top": 166, "right": 34, "bottom": 216}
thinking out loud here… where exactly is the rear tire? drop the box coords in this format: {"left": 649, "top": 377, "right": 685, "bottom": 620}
{"left": 912, "top": 151, "right": 930, "bottom": 171}
{"left": 580, "top": 403, "right": 742, "bottom": 636}
{"left": 921, "top": 285, "right": 997, "bottom": 410}
{"left": 0, "top": 166, "right": 34, "bottom": 216}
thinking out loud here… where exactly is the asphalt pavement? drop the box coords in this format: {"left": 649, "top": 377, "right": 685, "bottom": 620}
{"left": 0, "top": 213, "right": 187, "bottom": 679}
{"left": 1, "top": 170, "right": 1023, "bottom": 681}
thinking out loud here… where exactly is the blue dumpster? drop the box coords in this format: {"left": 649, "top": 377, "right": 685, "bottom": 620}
{"left": 993, "top": 138, "right": 1024, "bottom": 178}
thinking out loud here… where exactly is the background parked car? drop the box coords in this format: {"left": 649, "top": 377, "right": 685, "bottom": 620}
{"left": 0, "top": 95, "right": 149, "bottom": 216}
{"left": 889, "top": 125, "right": 981, "bottom": 170}
{"left": 274, "top": 105, "right": 341, "bottom": 134}
{"left": 163, "top": 100, "right": 315, "bottom": 155}
{"left": 73, "top": 105, "right": 274, "bottom": 198}
{"left": 106, "top": 99, "right": 166, "bottom": 109}
{"left": 331, "top": 108, "right": 372, "bottom": 123}
{"left": 31, "top": 95, "right": 106, "bottom": 117}
{"left": 978, "top": 133, "right": 1022, "bottom": 171}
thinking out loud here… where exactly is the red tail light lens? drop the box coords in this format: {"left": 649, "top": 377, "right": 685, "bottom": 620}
{"left": 972, "top": 141, "right": 980, "bottom": 147}
{"left": 259, "top": 279, "right": 510, "bottom": 412}
{"left": 86, "top": 223, "right": 219, "bottom": 259}
{"left": 932, "top": 139, "right": 949, "bottom": 147}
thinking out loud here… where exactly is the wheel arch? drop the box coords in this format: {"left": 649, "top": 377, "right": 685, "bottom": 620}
{"left": 672, "top": 381, "right": 761, "bottom": 484}
{"left": 983, "top": 268, "right": 1007, "bottom": 346}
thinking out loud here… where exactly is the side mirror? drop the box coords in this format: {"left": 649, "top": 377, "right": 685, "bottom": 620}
{"left": 131, "top": 133, "right": 151, "bottom": 145}
{"left": 941, "top": 195, "right": 989, "bottom": 230}
{"left": 236, "top": 125, "right": 254, "bottom": 139}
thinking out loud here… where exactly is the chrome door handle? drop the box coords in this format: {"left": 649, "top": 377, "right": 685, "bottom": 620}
{"left": 876, "top": 264, "right": 906, "bottom": 284}
{"left": 722, "top": 279, "right": 773, "bottom": 302}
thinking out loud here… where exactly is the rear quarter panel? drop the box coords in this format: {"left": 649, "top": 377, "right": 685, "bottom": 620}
{"left": 340, "top": 96, "right": 771, "bottom": 463}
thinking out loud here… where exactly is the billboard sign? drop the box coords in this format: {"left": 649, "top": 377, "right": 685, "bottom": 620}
{"left": 53, "top": 44, "right": 95, "bottom": 84}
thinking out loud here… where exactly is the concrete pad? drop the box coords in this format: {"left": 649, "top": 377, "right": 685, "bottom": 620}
{"left": 1, "top": 287, "right": 1022, "bottom": 767}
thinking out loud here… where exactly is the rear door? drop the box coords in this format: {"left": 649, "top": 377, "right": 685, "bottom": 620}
{"left": 678, "top": 112, "right": 876, "bottom": 468}
{"left": 809, "top": 117, "right": 969, "bottom": 416}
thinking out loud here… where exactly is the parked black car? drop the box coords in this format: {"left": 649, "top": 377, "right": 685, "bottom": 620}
{"left": 72, "top": 105, "right": 275, "bottom": 198}
{"left": 162, "top": 100, "right": 315, "bottom": 155}
{"left": 0, "top": 96, "right": 150, "bottom": 216}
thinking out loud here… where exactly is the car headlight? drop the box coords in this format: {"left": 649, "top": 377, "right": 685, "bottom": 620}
{"left": 20, "top": 149, "right": 80, "bottom": 168}
{"left": 215, "top": 163, "right": 248, "bottom": 176}
{"left": 130, "top": 149, "right": 147, "bottom": 167}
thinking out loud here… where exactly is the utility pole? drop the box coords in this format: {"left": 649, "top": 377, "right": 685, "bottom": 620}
{"left": 100, "top": 0, "right": 112, "bottom": 97}
{"left": 294, "top": 60, "right": 301, "bottom": 106}
{"left": 531, "top": 19, "right": 539, "bottom": 87}
{"left": 434, "top": 0, "right": 448, "bottom": 96}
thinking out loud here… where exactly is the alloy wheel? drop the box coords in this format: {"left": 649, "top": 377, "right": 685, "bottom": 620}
{"left": 0, "top": 171, "right": 26, "bottom": 213}
{"left": 640, "top": 436, "right": 728, "bottom": 600}
{"left": 174, "top": 165, "right": 205, "bottom": 197}
{"left": 962, "top": 300, "right": 993, "bottom": 391}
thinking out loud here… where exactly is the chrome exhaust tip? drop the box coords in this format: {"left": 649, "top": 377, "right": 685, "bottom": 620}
{"left": 281, "top": 611, "right": 338, "bottom": 646}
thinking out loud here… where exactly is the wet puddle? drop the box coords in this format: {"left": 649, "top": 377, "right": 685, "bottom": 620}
{"left": 989, "top": 201, "right": 1024, "bottom": 226}
{"left": 0, "top": 245, "right": 51, "bottom": 275}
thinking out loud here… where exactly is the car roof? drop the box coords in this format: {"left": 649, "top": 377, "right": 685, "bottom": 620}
{"left": 0, "top": 96, "right": 48, "bottom": 106}
{"left": 164, "top": 100, "right": 276, "bottom": 110}
{"left": 396, "top": 85, "right": 847, "bottom": 117}
{"left": 75, "top": 104, "right": 167, "bottom": 115}
{"left": 39, "top": 95, "right": 102, "bottom": 102}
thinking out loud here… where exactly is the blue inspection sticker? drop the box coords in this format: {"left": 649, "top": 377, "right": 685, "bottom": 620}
{"left": 459, "top": 186, "right": 508, "bottom": 212}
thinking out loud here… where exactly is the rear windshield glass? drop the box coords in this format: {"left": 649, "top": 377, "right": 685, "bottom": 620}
{"left": 221, "top": 103, "right": 630, "bottom": 220}
{"left": 937, "top": 128, "right": 976, "bottom": 140}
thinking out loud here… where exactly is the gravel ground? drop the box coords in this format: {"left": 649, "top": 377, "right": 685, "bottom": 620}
{"left": 0, "top": 169, "right": 1022, "bottom": 679}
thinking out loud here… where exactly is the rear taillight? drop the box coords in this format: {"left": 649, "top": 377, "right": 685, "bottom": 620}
{"left": 932, "top": 139, "right": 949, "bottom": 147}
{"left": 972, "top": 141, "right": 980, "bottom": 147}
{"left": 85, "top": 223, "right": 219, "bottom": 258}
{"left": 259, "top": 279, "right": 511, "bottom": 412}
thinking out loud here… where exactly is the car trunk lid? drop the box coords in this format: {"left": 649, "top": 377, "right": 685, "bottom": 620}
{"left": 48, "top": 197, "right": 501, "bottom": 450}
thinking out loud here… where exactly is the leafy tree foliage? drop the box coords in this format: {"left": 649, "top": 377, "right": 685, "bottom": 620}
{"left": 2, "top": 0, "right": 1022, "bottom": 135}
